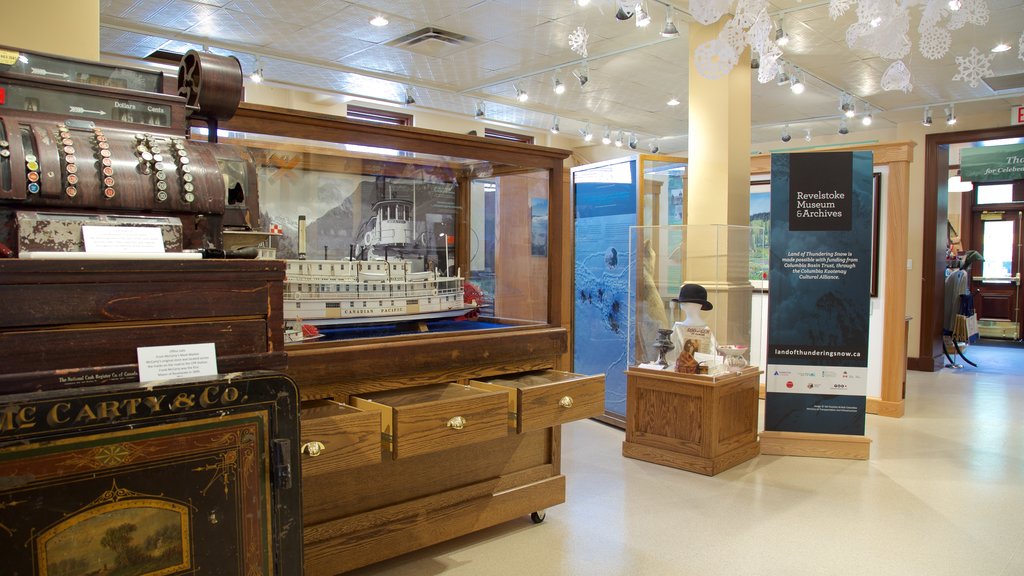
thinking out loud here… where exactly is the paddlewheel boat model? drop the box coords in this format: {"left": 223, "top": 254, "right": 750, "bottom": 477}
{"left": 283, "top": 198, "right": 478, "bottom": 329}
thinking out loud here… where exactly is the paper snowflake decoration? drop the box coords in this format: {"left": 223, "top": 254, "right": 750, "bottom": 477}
{"left": 881, "top": 60, "right": 913, "bottom": 92}
{"left": 690, "top": 0, "right": 731, "bottom": 25}
{"left": 952, "top": 47, "right": 995, "bottom": 88}
{"left": 962, "top": 0, "right": 990, "bottom": 26}
{"left": 918, "top": 25, "right": 951, "bottom": 60}
{"left": 746, "top": 11, "right": 773, "bottom": 55}
{"left": 694, "top": 38, "right": 739, "bottom": 80}
{"left": 720, "top": 18, "right": 747, "bottom": 55}
{"left": 1019, "top": 29, "right": 1024, "bottom": 62}
{"left": 830, "top": 0, "right": 853, "bottom": 20}
{"left": 756, "top": 45, "right": 783, "bottom": 84}
{"left": 733, "top": 0, "right": 768, "bottom": 29}
{"left": 568, "top": 26, "right": 588, "bottom": 58}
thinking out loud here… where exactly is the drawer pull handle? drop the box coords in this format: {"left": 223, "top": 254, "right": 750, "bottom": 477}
{"left": 447, "top": 416, "right": 466, "bottom": 430}
{"left": 559, "top": 396, "right": 574, "bottom": 409}
{"left": 301, "top": 441, "right": 325, "bottom": 457}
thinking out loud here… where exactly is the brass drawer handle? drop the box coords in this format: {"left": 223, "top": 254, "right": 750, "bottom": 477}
{"left": 301, "top": 441, "right": 325, "bottom": 457}
{"left": 559, "top": 396, "right": 574, "bottom": 408}
{"left": 447, "top": 416, "right": 466, "bottom": 430}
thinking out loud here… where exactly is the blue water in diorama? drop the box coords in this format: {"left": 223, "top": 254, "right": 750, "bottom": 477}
{"left": 573, "top": 173, "right": 636, "bottom": 419}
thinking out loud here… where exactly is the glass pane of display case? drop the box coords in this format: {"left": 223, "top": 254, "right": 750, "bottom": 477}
{"left": 203, "top": 130, "right": 549, "bottom": 341}
{"left": 627, "top": 224, "right": 759, "bottom": 380}
{"left": 0, "top": 47, "right": 164, "bottom": 92}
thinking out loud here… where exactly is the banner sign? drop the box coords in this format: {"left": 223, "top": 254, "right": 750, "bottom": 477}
{"left": 765, "top": 151, "right": 873, "bottom": 435}
{"left": 960, "top": 143, "right": 1024, "bottom": 182}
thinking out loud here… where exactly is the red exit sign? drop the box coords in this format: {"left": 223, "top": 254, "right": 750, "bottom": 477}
{"left": 1013, "top": 105, "right": 1024, "bottom": 125}
{"left": 0, "top": 87, "right": 5, "bottom": 105}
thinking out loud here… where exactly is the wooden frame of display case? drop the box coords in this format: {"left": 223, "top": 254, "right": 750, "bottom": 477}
{"left": 216, "top": 104, "right": 596, "bottom": 574}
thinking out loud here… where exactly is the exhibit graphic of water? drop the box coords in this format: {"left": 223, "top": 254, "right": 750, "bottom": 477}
{"left": 573, "top": 167, "right": 639, "bottom": 421}
{"left": 574, "top": 216, "right": 631, "bottom": 417}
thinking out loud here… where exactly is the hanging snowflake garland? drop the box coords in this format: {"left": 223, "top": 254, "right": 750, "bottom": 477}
{"left": 1019, "top": 29, "right": 1024, "bottom": 62}
{"left": 694, "top": 38, "right": 739, "bottom": 80}
{"left": 756, "top": 45, "right": 783, "bottom": 84}
{"left": 568, "top": 26, "right": 589, "bottom": 58}
{"left": 881, "top": 60, "right": 913, "bottom": 92}
{"left": 919, "top": 25, "right": 951, "bottom": 60}
{"left": 952, "top": 47, "right": 995, "bottom": 88}
{"left": 690, "top": 0, "right": 731, "bottom": 26}
{"left": 830, "top": 0, "right": 853, "bottom": 20}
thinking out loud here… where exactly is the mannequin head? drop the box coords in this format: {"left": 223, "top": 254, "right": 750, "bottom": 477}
{"left": 679, "top": 302, "right": 707, "bottom": 326}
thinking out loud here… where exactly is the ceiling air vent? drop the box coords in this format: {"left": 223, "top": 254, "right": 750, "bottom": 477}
{"left": 983, "top": 72, "right": 1024, "bottom": 92}
{"left": 387, "top": 27, "right": 474, "bottom": 58}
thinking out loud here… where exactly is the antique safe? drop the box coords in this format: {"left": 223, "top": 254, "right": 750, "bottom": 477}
{"left": 0, "top": 371, "right": 303, "bottom": 575}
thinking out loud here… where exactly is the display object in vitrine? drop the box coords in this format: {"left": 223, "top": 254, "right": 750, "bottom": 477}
{"left": 652, "top": 328, "right": 674, "bottom": 368}
{"left": 281, "top": 192, "right": 478, "bottom": 329}
{"left": 669, "top": 283, "right": 720, "bottom": 374}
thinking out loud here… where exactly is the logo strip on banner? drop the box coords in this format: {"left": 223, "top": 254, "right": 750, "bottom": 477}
{"left": 765, "top": 151, "right": 873, "bottom": 438}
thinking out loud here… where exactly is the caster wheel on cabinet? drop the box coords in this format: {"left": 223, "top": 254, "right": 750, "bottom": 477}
{"left": 530, "top": 511, "right": 546, "bottom": 524}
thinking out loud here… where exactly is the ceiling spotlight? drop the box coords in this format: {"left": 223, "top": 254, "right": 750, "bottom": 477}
{"left": 649, "top": 141, "right": 660, "bottom": 154}
{"left": 862, "top": 106, "right": 873, "bottom": 126}
{"left": 628, "top": 132, "right": 638, "bottom": 150}
{"left": 946, "top": 104, "right": 957, "bottom": 125}
{"left": 667, "top": 97, "right": 680, "bottom": 106}
{"left": 575, "top": 0, "right": 591, "bottom": 6}
{"left": 781, "top": 125, "right": 792, "bottom": 142}
{"left": 660, "top": 4, "right": 679, "bottom": 37}
{"left": 750, "top": 50, "right": 760, "bottom": 69}
{"left": 635, "top": 2, "right": 652, "bottom": 27}
{"left": 775, "top": 19, "right": 789, "bottom": 47}
{"left": 550, "top": 115, "right": 560, "bottom": 135}
{"left": 775, "top": 65, "right": 790, "bottom": 86}
{"left": 573, "top": 64, "right": 589, "bottom": 87}
{"left": 615, "top": 130, "right": 624, "bottom": 147}
{"left": 948, "top": 0, "right": 962, "bottom": 11}
{"left": 602, "top": 126, "right": 612, "bottom": 145}
{"left": 370, "top": 14, "right": 389, "bottom": 27}
{"left": 514, "top": 83, "right": 529, "bottom": 103}
{"left": 804, "top": 128, "right": 812, "bottom": 142}
{"left": 789, "top": 71, "right": 805, "bottom": 94}
{"left": 581, "top": 123, "right": 594, "bottom": 142}
{"left": 615, "top": 1, "right": 635, "bottom": 21}
{"left": 992, "top": 42, "right": 1012, "bottom": 53}
{"left": 475, "top": 101, "right": 485, "bottom": 118}
{"left": 838, "top": 118, "right": 849, "bottom": 135}
{"left": 249, "top": 65, "right": 264, "bottom": 84}
{"left": 404, "top": 86, "right": 415, "bottom": 105}
{"left": 869, "top": 16, "right": 882, "bottom": 27}
{"left": 922, "top": 107, "right": 933, "bottom": 126}
{"left": 553, "top": 76, "right": 566, "bottom": 95}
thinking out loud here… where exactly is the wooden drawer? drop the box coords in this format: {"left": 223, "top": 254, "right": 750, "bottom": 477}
{"left": 300, "top": 400, "right": 382, "bottom": 475}
{"left": 472, "top": 370, "right": 605, "bottom": 433}
{"left": 351, "top": 384, "right": 508, "bottom": 459}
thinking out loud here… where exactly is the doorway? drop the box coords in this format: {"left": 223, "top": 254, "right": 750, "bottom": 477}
{"left": 918, "top": 126, "right": 1024, "bottom": 371}
{"left": 970, "top": 190, "right": 1022, "bottom": 339}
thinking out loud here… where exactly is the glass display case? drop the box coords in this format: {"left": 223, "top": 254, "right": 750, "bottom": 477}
{"left": 202, "top": 112, "right": 564, "bottom": 344}
{"left": 627, "top": 224, "right": 763, "bottom": 380}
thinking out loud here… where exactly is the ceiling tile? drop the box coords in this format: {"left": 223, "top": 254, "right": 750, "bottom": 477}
{"left": 223, "top": 0, "right": 348, "bottom": 27}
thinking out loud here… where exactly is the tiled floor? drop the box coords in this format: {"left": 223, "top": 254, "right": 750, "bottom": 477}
{"left": 348, "top": 343, "right": 1024, "bottom": 576}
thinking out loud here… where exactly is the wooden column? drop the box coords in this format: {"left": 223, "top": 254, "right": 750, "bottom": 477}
{"left": 685, "top": 21, "right": 753, "bottom": 348}
{"left": 6, "top": 0, "right": 99, "bottom": 60}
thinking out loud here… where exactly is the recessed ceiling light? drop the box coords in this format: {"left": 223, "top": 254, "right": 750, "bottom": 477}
{"left": 992, "top": 42, "right": 1012, "bottom": 53}
{"left": 667, "top": 97, "right": 680, "bottom": 106}
{"left": 370, "top": 15, "right": 389, "bottom": 27}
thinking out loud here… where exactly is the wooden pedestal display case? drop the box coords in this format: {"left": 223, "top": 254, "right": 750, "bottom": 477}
{"left": 622, "top": 366, "right": 761, "bottom": 476}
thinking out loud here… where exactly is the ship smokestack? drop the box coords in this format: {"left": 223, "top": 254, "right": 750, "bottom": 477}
{"left": 297, "top": 215, "right": 307, "bottom": 260}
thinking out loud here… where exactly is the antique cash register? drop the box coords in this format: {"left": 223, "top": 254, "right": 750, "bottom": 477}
{"left": 0, "top": 47, "right": 300, "bottom": 574}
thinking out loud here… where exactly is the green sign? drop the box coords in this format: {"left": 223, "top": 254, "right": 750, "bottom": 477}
{"left": 960, "top": 143, "right": 1024, "bottom": 182}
